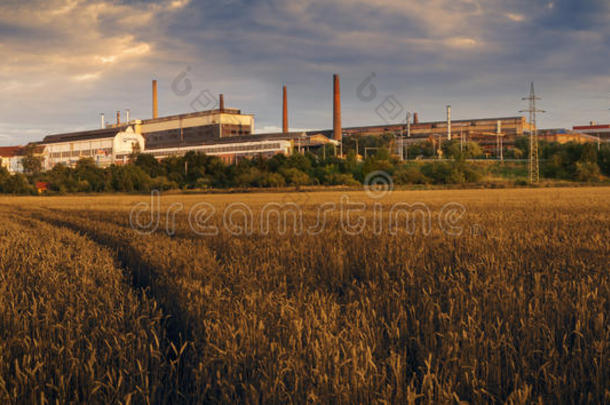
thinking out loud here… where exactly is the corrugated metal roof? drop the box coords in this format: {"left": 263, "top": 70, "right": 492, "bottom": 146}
{"left": 42, "top": 126, "right": 128, "bottom": 144}
{"left": 304, "top": 116, "right": 526, "bottom": 138}
{"left": 141, "top": 109, "right": 248, "bottom": 125}
{"left": 573, "top": 124, "right": 610, "bottom": 130}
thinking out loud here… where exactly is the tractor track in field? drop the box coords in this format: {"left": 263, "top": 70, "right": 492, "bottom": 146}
{"left": 3, "top": 206, "right": 200, "bottom": 404}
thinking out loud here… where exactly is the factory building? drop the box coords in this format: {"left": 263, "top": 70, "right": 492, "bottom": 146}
{"left": 142, "top": 132, "right": 336, "bottom": 163}
{"left": 537, "top": 129, "right": 599, "bottom": 144}
{"left": 572, "top": 123, "right": 610, "bottom": 141}
{"left": 140, "top": 107, "right": 255, "bottom": 150}
{"left": 35, "top": 81, "right": 335, "bottom": 168}
{"left": 313, "top": 116, "right": 529, "bottom": 139}
{"left": 42, "top": 125, "right": 145, "bottom": 169}
{"left": 308, "top": 115, "right": 533, "bottom": 156}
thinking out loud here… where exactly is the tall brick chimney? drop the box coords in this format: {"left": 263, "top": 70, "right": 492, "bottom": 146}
{"left": 116, "top": 110, "right": 120, "bottom": 125}
{"left": 219, "top": 94, "right": 225, "bottom": 111}
{"left": 413, "top": 112, "right": 419, "bottom": 124}
{"left": 333, "top": 74, "right": 341, "bottom": 142}
{"left": 282, "top": 85, "right": 288, "bottom": 133}
{"left": 152, "top": 80, "right": 158, "bottom": 119}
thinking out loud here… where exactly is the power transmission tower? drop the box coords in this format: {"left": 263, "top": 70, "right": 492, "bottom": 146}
{"left": 520, "top": 82, "right": 545, "bottom": 183}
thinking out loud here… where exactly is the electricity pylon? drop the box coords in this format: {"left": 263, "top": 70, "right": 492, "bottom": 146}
{"left": 520, "top": 82, "right": 545, "bottom": 183}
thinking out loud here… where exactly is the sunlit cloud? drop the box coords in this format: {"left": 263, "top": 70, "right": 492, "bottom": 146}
{"left": 506, "top": 13, "right": 525, "bottom": 22}
{"left": 444, "top": 37, "right": 479, "bottom": 49}
{"left": 72, "top": 72, "right": 101, "bottom": 82}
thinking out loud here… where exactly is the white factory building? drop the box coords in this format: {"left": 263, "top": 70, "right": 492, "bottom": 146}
{"left": 42, "top": 125, "right": 145, "bottom": 170}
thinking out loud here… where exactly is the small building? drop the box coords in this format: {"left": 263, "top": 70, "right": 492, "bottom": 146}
{"left": 0, "top": 146, "right": 24, "bottom": 174}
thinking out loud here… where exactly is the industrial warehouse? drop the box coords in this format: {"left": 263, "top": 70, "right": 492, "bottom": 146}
{"left": 0, "top": 76, "right": 605, "bottom": 175}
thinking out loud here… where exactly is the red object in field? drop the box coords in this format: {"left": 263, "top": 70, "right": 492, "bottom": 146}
{"left": 36, "top": 182, "right": 49, "bottom": 193}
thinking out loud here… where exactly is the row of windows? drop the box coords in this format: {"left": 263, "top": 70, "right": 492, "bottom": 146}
{"left": 50, "top": 148, "right": 112, "bottom": 159}
{"left": 149, "top": 142, "right": 284, "bottom": 157}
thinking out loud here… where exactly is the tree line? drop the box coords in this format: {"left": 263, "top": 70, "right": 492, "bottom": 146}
{"left": 0, "top": 136, "right": 608, "bottom": 194}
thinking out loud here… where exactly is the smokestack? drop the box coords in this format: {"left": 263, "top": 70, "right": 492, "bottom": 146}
{"left": 219, "top": 94, "right": 225, "bottom": 111}
{"left": 126, "top": 108, "right": 130, "bottom": 123}
{"left": 333, "top": 74, "right": 341, "bottom": 143}
{"left": 447, "top": 105, "right": 452, "bottom": 141}
{"left": 100, "top": 113, "right": 105, "bottom": 129}
{"left": 116, "top": 110, "right": 120, "bottom": 125}
{"left": 413, "top": 112, "right": 419, "bottom": 124}
{"left": 282, "top": 85, "right": 288, "bottom": 133}
{"left": 152, "top": 80, "right": 158, "bottom": 119}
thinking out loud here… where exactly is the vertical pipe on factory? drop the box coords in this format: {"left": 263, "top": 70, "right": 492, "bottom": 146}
{"left": 447, "top": 105, "right": 452, "bottom": 141}
{"left": 282, "top": 85, "right": 288, "bottom": 134}
{"left": 116, "top": 110, "right": 121, "bottom": 125}
{"left": 126, "top": 109, "right": 130, "bottom": 123}
{"left": 413, "top": 112, "right": 419, "bottom": 124}
{"left": 333, "top": 74, "right": 342, "bottom": 155}
{"left": 219, "top": 94, "right": 225, "bottom": 111}
{"left": 497, "top": 120, "right": 503, "bottom": 161}
{"left": 152, "top": 80, "right": 158, "bottom": 119}
{"left": 100, "top": 113, "right": 105, "bottom": 129}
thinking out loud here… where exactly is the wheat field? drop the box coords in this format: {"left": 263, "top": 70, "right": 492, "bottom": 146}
{"left": 0, "top": 187, "right": 608, "bottom": 404}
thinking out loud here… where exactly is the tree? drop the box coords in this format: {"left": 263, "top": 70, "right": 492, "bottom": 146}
{"left": 74, "top": 158, "right": 108, "bottom": 192}
{"left": 21, "top": 144, "right": 43, "bottom": 176}
{"left": 598, "top": 144, "right": 610, "bottom": 176}
{"left": 135, "top": 154, "right": 165, "bottom": 178}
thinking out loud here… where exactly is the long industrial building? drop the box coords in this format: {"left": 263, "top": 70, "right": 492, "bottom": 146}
{"left": 310, "top": 115, "right": 533, "bottom": 155}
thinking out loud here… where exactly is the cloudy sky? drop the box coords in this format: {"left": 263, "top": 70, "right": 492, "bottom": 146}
{"left": 0, "top": 0, "right": 609, "bottom": 145}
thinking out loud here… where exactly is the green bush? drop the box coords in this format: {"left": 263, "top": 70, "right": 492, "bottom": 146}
{"left": 0, "top": 173, "right": 36, "bottom": 194}
{"left": 280, "top": 167, "right": 311, "bottom": 187}
{"left": 326, "top": 173, "right": 359, "bottom": 186}
{"left": 262, "top": 172, "right": 286, "bottom": 188}
{"left": 574, "top": 161, "right": 601, "bottom": 182}
{"left": 394, "top": 165, "right": 430, "bottom": 185}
